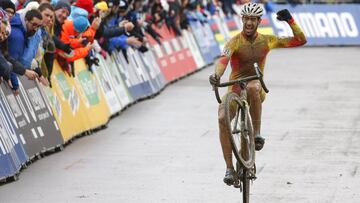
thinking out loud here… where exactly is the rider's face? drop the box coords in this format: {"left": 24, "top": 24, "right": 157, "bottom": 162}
{"left": 242, "top": 16, "right": 261, "bottom": 37}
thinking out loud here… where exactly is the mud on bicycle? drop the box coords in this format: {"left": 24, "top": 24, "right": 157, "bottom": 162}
{"left": 210, "top": 63, "right": 269, "bottom": 203}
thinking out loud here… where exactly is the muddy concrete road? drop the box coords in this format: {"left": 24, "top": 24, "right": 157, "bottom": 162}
{"left": 0, "top": 47, "right": 359, "bottom": 202}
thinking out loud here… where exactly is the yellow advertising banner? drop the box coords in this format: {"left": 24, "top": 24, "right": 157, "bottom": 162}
{"left": 46, "top": 60, "right": 91, "bottom": 141}
{"left": 73, "top": 59, "right": 110, "bottom": 129}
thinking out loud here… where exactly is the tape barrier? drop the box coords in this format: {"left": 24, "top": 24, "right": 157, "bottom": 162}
{"left": 269, "top": 4, "right": 360, "bottom": 45}
{"left": 92, "top": 54, "right": 123, "bottom": 115}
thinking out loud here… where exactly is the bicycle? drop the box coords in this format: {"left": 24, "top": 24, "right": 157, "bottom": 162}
{"left": 211, "top": 63, "right": 269, "bottom": 203}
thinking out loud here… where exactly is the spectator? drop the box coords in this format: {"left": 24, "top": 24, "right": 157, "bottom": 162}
{"left": 95, "top": 0, "right": 136, "bottom": 54}
{"left": 131, "top": 0, "right": 162, "bottom": 44}
{"left": 166, "top": 0, "right": 182, "bottom": 35}
{"left": 0, "top": 8, "right": 12, "bottom": 80}
{"left": 0, "top": 0, "right": 15, "bottom": 20}
{"left": 53, "top": 0, "right": 73, "bottom": 54}
{"left": 38, "top": 2, "right": 56, "bottom": 85}
{"left": 0, "top": 6, "right": 34, "bottom": 86}
{"left": 105, "top": 0, "right": 142, "bottom": 53}
{"left": 74, "top": 0, "right": 94, "bottom": 16}
{"left": 57, "top": 16, "right": 93, "bottom": 74}
{"left": 7, "top": 8, "right": 42, "bottom": 92}
{"left": 54, "top": 0, "right": 70, "bottom": 36}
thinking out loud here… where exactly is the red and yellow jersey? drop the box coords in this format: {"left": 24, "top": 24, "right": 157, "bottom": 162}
{"left": 215, "top": 19, "right": 306, "bottom": 100}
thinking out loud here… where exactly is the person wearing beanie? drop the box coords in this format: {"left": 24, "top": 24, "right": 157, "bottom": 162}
{"left": 52, "top": 0, "right": 74, "bottom": 55}
{"left": 0, "top": 0, "right": 16, "bottom": 21}
{"left": 54, "top": 0, "right": 70, "bottom": 25}
{"left": 94, "top": 1, "right": 108, "bottom": 13}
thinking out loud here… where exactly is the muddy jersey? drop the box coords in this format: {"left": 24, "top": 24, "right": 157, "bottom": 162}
{"left": 217, "top": 20, "right": 306, "bottom": 98}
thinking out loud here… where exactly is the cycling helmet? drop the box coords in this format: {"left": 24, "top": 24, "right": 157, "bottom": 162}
{"left": 241, "top": 3, "right": 264, "bottom": 17}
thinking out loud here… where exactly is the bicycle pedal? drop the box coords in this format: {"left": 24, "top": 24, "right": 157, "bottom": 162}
{"left": 249, "top": 175, "right": 257, "bottom": 180}
{"left": 233, "top": 181, "right": 241, "bottom": 188}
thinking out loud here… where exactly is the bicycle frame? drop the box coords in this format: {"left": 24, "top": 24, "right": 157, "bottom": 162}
{"left": 210, "top": 63, "right": 269, "bottom": 200}
{"left": 212, "top": 63, "right": 269, "bottom": 104}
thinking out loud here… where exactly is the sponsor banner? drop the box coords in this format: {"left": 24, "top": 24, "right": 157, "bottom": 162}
{"left": 93, "top": 54, "right": 122, "bottom": 115}
{"left": 141, "top": 49, "right": 167, "bottom": 90}
{"left": 0, "top": 87, "right": 28, "bottom": 164}
{"left": 258, "top": 14, "right": 275, "bottom": 35}
{"left": 48, "top": 61, "right": 91, "bottom": 141}
{"left": 105, "top": 53, "right": 133, "bottom": 107}
{"left": 0, "top": 77, "right": 62, "bottom": 158}
{"left": 203, "top": 22, "right": 222, "bottom": 59}
{"left": 225, "top": 16, "right": 241, "bottom": 38}
{"left": 0, "top": 94, "right": 28, "bottom": 180}
{"left": 128, "top": 48, "right": 156, "bottom": 97}
{"left": 182, "top": 30, "right": 206, "bottom": 69}
{"left": 112, "top": 50, "right": 149, "bottom": 100}
{"left": 18, "top": 78, "right": 63, "bottom": 152}
{"left": 0, "top": 83, "right": 42, "bottom": 158}
{"left": 73, "top": 59, "right": 111, "bottom": 129}
{"left": 137, "top": 51, "right": 166, "bottom": 93}
{"left": 189, "top": 20, "right": 214, "bottom": 64}
{"left": 269, "top": 4, "right": 360, "bottom": 45}
{"left": 0, "top": 149, "right": 15, "bottom": 180}
{"left": 146, "top": 24, "right": 198, "bottom": 82}
{"left": 209, "top": 16, "right": 229, "bottom": 51}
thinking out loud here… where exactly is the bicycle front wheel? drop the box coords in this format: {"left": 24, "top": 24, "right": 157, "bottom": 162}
{"left": 224, "top": 92, "right": 255, "bottom": 169}
{"left": 242, "top": 168, "right": 250, "bottom": 203}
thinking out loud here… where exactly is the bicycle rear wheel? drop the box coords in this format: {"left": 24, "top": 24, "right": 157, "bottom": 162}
{"left": 224, "top": 92, "right": 255, "bottom": 169}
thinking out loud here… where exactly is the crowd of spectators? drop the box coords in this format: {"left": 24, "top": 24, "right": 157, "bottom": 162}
{"left": 0, "top": 0, "right": 358, "bottom": 94}
{"left": 0, "top": 0, "right": 199, "bottom": 93}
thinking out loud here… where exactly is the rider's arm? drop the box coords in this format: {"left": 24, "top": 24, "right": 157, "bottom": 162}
{"left": 268, "top": 18, "right": 307, "bottom": 49}
{"left": 215, "top": 36, "right": 238, "bottom": 77}
{"left": 215, "top": 56, "right": 230, "bottom": 78}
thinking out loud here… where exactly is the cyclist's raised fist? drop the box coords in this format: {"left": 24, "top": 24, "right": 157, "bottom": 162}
{"left": 209, "top": 74, "right": 220, "bottom": 86}
{"left": 276, "top": 9, "right": 292, "bottom": 22}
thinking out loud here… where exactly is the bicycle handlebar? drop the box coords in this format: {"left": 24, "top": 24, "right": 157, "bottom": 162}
{"left": 212, "top": 63, "right": 269, "bottom": 104}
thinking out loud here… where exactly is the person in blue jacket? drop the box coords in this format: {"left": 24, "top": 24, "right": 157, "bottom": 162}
{"left": 7, "top": 9, "right": 42, "bottom": 93}
{"left": 106, "top": 0, "right": 142, "bottom": 53}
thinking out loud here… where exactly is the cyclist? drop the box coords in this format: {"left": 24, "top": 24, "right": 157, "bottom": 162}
{"left": 209, "top": 3, "right": 307, "bottom": 185}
